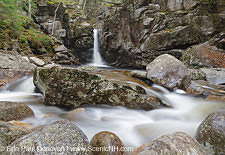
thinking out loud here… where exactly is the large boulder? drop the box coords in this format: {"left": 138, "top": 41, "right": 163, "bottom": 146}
{"left": 11, "top": 120, "right": 90, "bottom": 154}
{"left": 196, "top": 110, "right": 225, "bottom": 155}
{"left": 0, "top": 121, "right": 31, "bottom": 147}
{"left": 90, "top": 131, "right": 125, "bottom": 155}
{"left": 146, "top": 54, "right": 189, "bottom": 89}
{"left": 182, "top": 32, "right": 225, "bottom": 68}
{"left": 0, "top": 51, "right": 36, "bottom": 71}
{"left": 33, "top": 66, "right": 163, "bottom": 110}
{"left": 138, "top": 132, "right": 206, "bottom": 154}
{"left": 0, "top": 102, "right": 34, "bottom": 122}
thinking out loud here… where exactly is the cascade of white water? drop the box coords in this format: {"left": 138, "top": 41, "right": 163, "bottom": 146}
{"left": 90, "top": 29, "right": 107, "bottom": 67}
{"left": 1, "top": 74, "right": 223, "bottom": 150}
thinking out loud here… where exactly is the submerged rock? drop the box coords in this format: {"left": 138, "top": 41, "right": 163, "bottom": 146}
{"left": 146, "top": 54, "right": 189, "bottom": 89}
{"left": 196, "top": 110, "right": 225, "bottom": 155}
{"left": 90, "top": 131, "right": 125, "bottom": 155}
{"left": 185, "top": 80, "right": 225, "bottom": 96}
{"left": 130, "top": 70, "right": 147, "bottom": 80}
{"left": 0, "top": 121, "right": 31, "bottom": 147}
{"left": 33, "top": 66, "right": 163, "bottom": 110}
{"left": 11, "top": 120, "right": 89, "bottom": 155}
{"left": 206, "top": 94, "right": 225, "bottom": 103}
{"left": 138, "top": 132, "right": 206, "bottom": 154}
{"left": 0, "top": 102, "right": 34, "bottom": 122}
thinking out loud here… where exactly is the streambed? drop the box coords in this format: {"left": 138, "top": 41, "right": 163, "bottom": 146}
{"left": 0, "top": 71, "right": 224, "bottom": 149}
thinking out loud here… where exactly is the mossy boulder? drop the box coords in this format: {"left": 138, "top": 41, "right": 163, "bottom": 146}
{"left": 90, "top": 131, "right": 125, "bottom": 155}
{"left": 196, "top": 110, "right": 225, "bottom": 155}
{"left": 10, "top": 120, "right": 89, "bottom": 155}
{"left": 182, "top": 32, "right": 225, "bottom": 68}
{"left": 0, "top": 102, "right": 34, "bottom": 122}
{"left": 33, "top": 66, "right": 163, "bottom": 110}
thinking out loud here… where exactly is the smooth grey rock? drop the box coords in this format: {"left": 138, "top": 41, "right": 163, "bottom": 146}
{"left": 29, "top": 57, "right": 45, "bottom": 67}
{"left": 0, "top": 51, "right": 35, "bottom": 71}
{"left": 200, "top": 68, "right": 225, "bottom": 85}
{"left": 146, "top": 54, "right": 189, "bottom": 89}
{"left": 143, "top": 18, "right": 154, "bottom": 26}
{"left": 54, "top": 45, "right": 68, "bottom": 52}
{"left": 134, "top": 7, "right": 148, "bottom": 19}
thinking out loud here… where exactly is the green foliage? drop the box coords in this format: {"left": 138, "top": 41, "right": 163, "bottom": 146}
{"left": 0, "top": 0, "right": 52, "bottom": 55}
{"left": 18, "top": 28, "right": 52, "bottom": 54}
{"left": 0, "top": 0, "right": 25, "bottom": 34}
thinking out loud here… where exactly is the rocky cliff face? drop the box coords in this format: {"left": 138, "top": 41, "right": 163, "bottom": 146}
{"left": 98, "top": 0, "right": 225, "bottom": 69}
{"left": 34, "top": 1, "right": 94, "bottom": 64}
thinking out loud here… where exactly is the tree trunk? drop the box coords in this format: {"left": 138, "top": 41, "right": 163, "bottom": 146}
{"left": 28, "top": 0, "right": 31, "bottom": 22}
{"left": 79, "top": 0, "right": 84, "bottom": 5}
{"left": 83, "top": 0, "right": 87, "bottom": 11}
{"left": 52, "top": 2, "right": 61, "bottom": 35}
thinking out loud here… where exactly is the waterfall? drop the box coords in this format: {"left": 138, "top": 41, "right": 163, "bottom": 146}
{"left": 90, "top": 29, "right": 107, "bottom": 67}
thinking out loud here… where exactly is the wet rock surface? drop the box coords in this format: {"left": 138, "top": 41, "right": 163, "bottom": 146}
{"left": 130, "top": 70, "right": 147, "bottom": 80}
{"left": 0, "top": 69, "right": 32, "bottom": 89}
{"left": 146, "top": 54, "right": 189, "bottom": 89}
{"left": 138, "top": 132, "right": 206, "bottom": 155}
{"left": 196, "top": 110, "right": 225, "bottom": 155}
{"left": 90, "top": 131, "right": 125, "bottom": 155}
{"left": 11, "top": 120, "right": 89, "bottom": 155}
{"left": 0, "top": 121, "right": 31, "bottom": 147}
{"left": 34, "top": 66, "right": 163, "bottom": 110}
{"left": 185, "top": 80, "right": 225, "bottom": 96}
{"left": 0, "top": 102, "right": 34, "bottom": 122}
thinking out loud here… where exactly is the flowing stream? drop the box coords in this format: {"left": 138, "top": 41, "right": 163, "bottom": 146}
{"left": 0, "top": 75, "right": 224, "bottom": 149}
